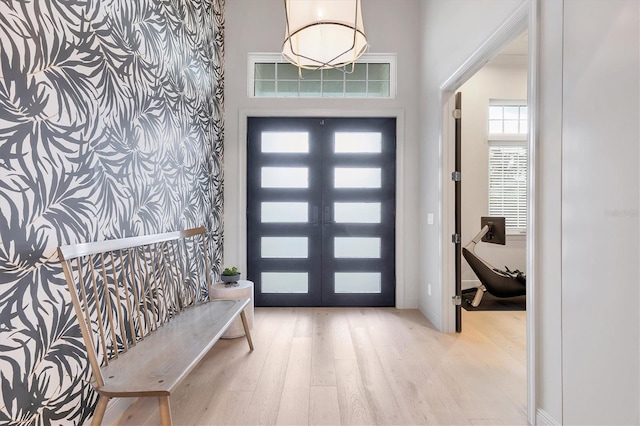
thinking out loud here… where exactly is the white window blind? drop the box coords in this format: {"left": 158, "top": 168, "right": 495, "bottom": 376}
{"left": 488, "top": 143, "right": 527, "bottom": 232}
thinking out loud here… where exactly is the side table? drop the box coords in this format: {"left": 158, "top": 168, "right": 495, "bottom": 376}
{"left": 211, "top": 280, "right": 254, "bottom": 338}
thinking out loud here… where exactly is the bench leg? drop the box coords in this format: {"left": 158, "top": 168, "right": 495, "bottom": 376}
{"left": 91, "top": 395, "right": 109, "bottom": 426}
{"left": 158, "top": 396, "right": 172, "bottom": 426}
{"left": 240, "top": 310, "right": 254, "bottom": 351}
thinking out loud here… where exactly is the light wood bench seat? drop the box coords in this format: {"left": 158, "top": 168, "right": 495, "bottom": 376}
{"left": 98, "top": 298, "right": 249, "bottom": 397}
{"left": 58, "top": 227, "right": 253, "bottom": 425}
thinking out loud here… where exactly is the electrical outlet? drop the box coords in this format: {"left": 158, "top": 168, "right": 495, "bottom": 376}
{"left": 428, "top": 283, "right": 432, "bottom": 296}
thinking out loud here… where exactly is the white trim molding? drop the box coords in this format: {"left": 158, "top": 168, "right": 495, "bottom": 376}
{"left": 536, "top": 408, "right": 561, "bottom": 426}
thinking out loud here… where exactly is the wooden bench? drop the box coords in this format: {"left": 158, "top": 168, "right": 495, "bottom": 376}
{"left": 58, "top": 227, "right": 253, "bottom": 425}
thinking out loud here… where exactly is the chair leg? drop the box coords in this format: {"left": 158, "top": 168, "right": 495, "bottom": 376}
{"left": 158, "top": 396, "right": 172, "bottom": 426}
{"left": 91, "top": 395, "right": 110, "bottom": 426}
{"left": 240, "top": 310, "right": 254, "bottom": 351}
{"left": 471, "top": 285, "right": 487, "bottom": 307}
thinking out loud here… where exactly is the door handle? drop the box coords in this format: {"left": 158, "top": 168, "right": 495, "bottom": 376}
{"left": 323, "top": 205, "right": 332, "bottom": 226}
{"left": 311, "top": 206, "right": 319, "bottom": 226}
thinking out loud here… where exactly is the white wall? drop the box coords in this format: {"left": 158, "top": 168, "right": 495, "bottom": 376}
{"left": 560, "top": 1, "right": 639, "bottom": 423}
{"left": 458, "top": 65, "right": 528, "bottom": 289}
{"left": 224, "top": 0, "right": 422, "bottom": 308}
{"left": 417, "top": 0, "right": 526, "bottom": 332}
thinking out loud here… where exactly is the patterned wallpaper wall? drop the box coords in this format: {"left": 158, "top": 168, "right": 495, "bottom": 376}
{"left": 0, "top": 0, "right": 225, "bottom": 423}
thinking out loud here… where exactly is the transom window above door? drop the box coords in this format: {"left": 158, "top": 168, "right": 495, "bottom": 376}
{"left": 248, "top": 53, "right": 396, "bottom": 98}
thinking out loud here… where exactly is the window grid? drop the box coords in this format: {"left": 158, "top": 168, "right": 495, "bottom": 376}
{"left": 488, "top": 102, "right": 528, "bottom": 135}
{"left": 488, "top": 144, "right": 527, "bottom": 231}
{"left": 252, "top": 60, "right": 393, "bottom": 98}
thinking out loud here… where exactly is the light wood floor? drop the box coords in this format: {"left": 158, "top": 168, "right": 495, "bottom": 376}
{"left": 115, "top": 308, "right": 526, "bottom": 425}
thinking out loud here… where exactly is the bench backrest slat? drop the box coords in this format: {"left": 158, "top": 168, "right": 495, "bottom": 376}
{"left": 58, "top": 227, "right": 212, "bottom": 388}
{"left": 110, "top": 251, "right": 129, "bottom": 353}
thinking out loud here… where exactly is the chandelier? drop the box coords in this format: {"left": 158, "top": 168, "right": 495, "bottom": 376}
{"left": 282, "top": 0, "right": 369, "bottom": 71}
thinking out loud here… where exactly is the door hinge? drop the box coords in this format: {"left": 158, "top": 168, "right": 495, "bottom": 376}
{"left": 451, "top": 233, "right": 461, "bottom": 244}
{"left": 451, "top": 171, "right": 461, "bottom": 182}
{"left": 452, "top": 108, "right": 461, "bottom": 119}
{"left": 452, "top": 295, "right": 462, "bottom": 306}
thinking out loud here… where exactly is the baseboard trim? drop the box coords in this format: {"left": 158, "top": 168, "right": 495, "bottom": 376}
{"left": 536, "top": 408, "right": 560, "bottom": 426}
{"left": 399, "top": 297, "right": 419, "bottom": 309}
{"left": 84, "top": 397, "right": 136, "bottom": 426}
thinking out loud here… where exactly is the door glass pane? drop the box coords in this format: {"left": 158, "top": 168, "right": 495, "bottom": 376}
{"left": 334, "top": 132, "right": 382, "bottom": 153}
{"left": 261, "top": 202, "right": 308, "bottom": 223}
{"left": 262, "top": 272, "right": 308, "bottom": 293}
{"left": 334, "top": 272, "right": 381, "bottom": 293}
{"left": 262, "top": 167, "right": 308, "bottom": 188}
{"left": 261, "top": 237, "right": 308, "bottom": 258}
{"left": 334, "top": 202, "right": 381, "bottom": 223}
{"left": 262, "top": 132, "right": 309, "bottom": 153}
{"left": 334, "top": 168, "right": 381, "bottom": 188}
{"left": 334, "top": 237, "right": 381, "bottom": 258}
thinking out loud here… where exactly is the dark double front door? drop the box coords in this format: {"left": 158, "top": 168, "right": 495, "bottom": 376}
{"left": 247, "top": 117, "right": 396, "bottom": 307}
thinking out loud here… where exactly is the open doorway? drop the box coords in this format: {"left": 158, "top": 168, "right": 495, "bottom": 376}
{"left": 440, "top": 3, "right": 536, "bottom": 422}
{"left": 455, "top": 32, "right": 528, "bottom": 331}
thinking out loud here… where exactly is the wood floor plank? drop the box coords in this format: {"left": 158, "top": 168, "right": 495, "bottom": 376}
{"left": 114, "top": 397, "right": 157, "bottom": 426}
{"left": 309, "top": 386, "right": 341, "bottom": 426}
{"left": 241, "top": 310, "right": 295, "bottom": 425}
{"left": 310, "top": 309, "right": 337, "bottom": 386}
{"left": 293, "top": 308, "right": 314, "bottom": 338}
{"left": 115, "top": 308, "right": 527, "bottom": 426}
{"left": 349, "top": 326, "right": 405, "bottom": 425}
{"left": 334, "top": 358, "right": 375, "bottom": 425}
{"left": 275, "top": 337, "right": 312, "bottom": 426}
{"left": 226, "top": 308, "right": 284, "bottom": 392}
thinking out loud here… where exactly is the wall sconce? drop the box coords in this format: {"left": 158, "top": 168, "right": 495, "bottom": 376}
{"left": 282, "top": 0, "right": 368, "bottom": 71}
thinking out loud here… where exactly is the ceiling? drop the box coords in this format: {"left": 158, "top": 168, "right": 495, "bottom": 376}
{"left": 487, "top": 31, "right": 528, "bottom": 66}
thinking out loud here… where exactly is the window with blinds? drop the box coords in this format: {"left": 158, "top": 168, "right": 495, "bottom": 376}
{"left": 488, "top": 142, "right": 527, "bottom": 233}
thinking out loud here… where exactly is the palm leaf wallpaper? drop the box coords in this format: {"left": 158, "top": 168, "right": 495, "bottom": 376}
{"left": 0, "top": 0, "right": 225, "bottom": 423}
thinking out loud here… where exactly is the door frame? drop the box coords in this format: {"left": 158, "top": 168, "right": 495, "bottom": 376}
{"left": 236, "top": 108, "right": 408, "bottom": 308}
{"left": 438, "top": 1, "right": 537, "bottom": 424}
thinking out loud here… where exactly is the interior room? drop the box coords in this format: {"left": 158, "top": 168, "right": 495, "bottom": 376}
{"left": 457, "top": 33, "right": 528, "bottom": 315}
{"left": 0, "top": 1, "right": 638, "bottom": 425}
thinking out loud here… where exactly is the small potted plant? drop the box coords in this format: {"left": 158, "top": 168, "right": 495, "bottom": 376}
{"left": 221, "top": 266, "right": 241, "bottom": 284}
